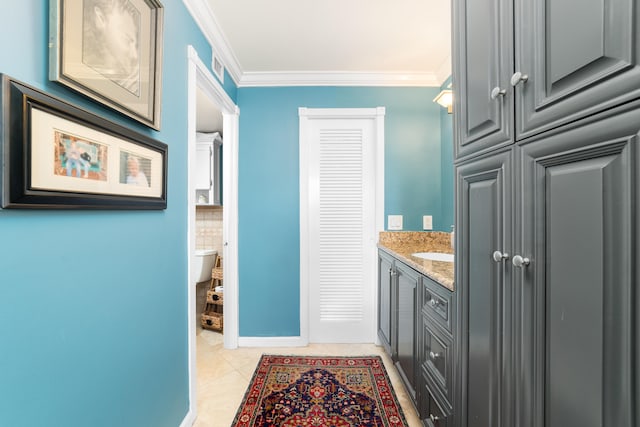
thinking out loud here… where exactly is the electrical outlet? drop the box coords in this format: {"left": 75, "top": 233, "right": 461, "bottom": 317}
{"left": 388, "top": 215, "right": 403, "bottom": 230}
{"left": 423, "top": 215, "right": 433, "bottom": 230}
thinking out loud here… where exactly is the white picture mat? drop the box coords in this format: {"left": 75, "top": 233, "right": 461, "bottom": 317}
{"left": 61, "top": 0, "right": 153, "bottom": 117}
{"left": 30, "top": 107, "right": 163, "bottom": 198}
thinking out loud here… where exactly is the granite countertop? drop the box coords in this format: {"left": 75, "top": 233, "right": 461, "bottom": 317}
{"left": 378, "top": 231, "right": 455, "bottom": 291}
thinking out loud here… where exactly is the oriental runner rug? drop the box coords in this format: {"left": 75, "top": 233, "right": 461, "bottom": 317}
{"left": 231, "top": 355, "right": 409, "bottom": 427}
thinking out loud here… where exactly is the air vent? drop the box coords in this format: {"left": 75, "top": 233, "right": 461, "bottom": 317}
{"left": 211, "top": 50, "right": 224, "bottom": 83}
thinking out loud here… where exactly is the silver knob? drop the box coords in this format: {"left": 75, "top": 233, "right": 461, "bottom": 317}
{"left": 429, "top": 351, "right": 441, "bottom": 359}
{"left": 430, "top": 414, "right": 441, "bottom": 422}
{"left": 490, "top": 87, "right": 506, "bottom": 99}
{"left": 512, "top": 255, "right": 530, "bottom": 267}
{"left": 510, "top": 71, "right": 529, "bottom": 86}
{"left": 492, "top": 250, "right": 509, "bottom": 262}
{"left": 430, "top": 298, "right": 440, "bottom": 307}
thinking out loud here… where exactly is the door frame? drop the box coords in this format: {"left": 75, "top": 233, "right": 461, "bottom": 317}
{"left": 185, "top": 46, "right": 239, "bottom": 422}
{"left": 298, "top": 107, "right": 385, "bottom": 344}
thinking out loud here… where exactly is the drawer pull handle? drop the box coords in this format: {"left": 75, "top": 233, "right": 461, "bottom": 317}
{"left": 429, "top": 297, "right": 444, "bottom": 308}
{"left": 510, "top": 71, "right": 529, "bottom": 86}
{"left": 430, "top": 413, "right": 441, "bottom": 422}
{"left": 490, "top": 87, "right": 506, "bottom": 99}
{"left": 492, "top": 250, "right": 509, "bottom": 262}
{"left": 512, "top": 255, "right": 530, "bottom": 268}
{"left": 429, "top": 351, "right": 441, "bottom": 359}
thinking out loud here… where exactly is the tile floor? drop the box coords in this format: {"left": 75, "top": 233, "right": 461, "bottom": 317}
{"left": 193, "top": 329, "right": 423, "bottom": 427}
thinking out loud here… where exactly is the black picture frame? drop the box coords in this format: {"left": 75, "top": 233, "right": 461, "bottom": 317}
{"left": 0, "top": 74, "right": 168, "bottom": 209}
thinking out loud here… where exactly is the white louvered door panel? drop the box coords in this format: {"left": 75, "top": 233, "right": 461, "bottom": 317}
{"left": 307, "top": 117, "right": 376, "bottom": 343}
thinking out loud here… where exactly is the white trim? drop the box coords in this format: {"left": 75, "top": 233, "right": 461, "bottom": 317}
{"left": 179, "top": 411, "right": 197, "bottom": 427}
{"left": 239, "top": 71, "right": 441, "bottom": 87}
{"left": 186, "top": 45, "right": 240, "bottom": 424}
{"left": 434, "top": 55, "right": 453, "bottom": 86}
{"left": 182, "top": 0, "right": 243, "bottom": 84}
{"left": 238, "top": 336, "right": 308, "bottom": 348}
{"left": 298, "top": 108, "right": 310, "bottom": 346}
{"left": 373, "top": 107, "right": 386, "bottom": 344}
{"left": 221, "top": 107, "right": 240, "bottom": 351}
{"left": 185, "top": 50, "right": 198, "bottom": 425}
{"left": 188, "top": 46, "right": 240, "bottom": 351}
{"left": 299, "top": 107, "right": 385, "bottom": 344}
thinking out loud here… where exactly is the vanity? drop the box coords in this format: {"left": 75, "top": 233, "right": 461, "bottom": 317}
{"left": 377, "top": 231, "right": 455, "bottom": 426}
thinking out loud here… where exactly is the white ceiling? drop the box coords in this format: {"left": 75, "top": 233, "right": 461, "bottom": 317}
{"left": 194, "top": 0, "right": 451, "bottom": 86}
{"left": 192, "top": 0, "right": 452, "bottom": 132}
{"left": 196, "top": 88, "right": 223, "bottom": 133}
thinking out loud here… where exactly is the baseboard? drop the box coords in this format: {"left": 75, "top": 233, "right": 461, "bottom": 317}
{"left": 238, "top": 336, "right": 308, "bottom": 347}
{"left": 179, "top": 409, "right": 197, "bottom": 427}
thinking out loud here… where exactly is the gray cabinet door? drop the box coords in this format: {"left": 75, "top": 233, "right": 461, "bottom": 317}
{"left": 377, "top": 251, "right": 394, "bottom": 356}
{"left": 516, "top": 107, "right": 640, "bottom": 427}
{"left": 515, "top": 0, "right": 640, "bottom": 140}
{"left": 453, "top": 0, "right": 514, "bottom": 160}
{"left": 395, "top": 260, "right": 421, "bottom": 403}
{"left": 455, "top": 149, "right": 513, "bottom": 427}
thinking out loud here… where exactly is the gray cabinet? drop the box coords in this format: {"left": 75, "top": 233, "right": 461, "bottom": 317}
{"left": 395, "top": 261, "right": 421, "bottom": 403}
{"left": 454, "top": 0, "right": 640, "bottom": 160}
{"left": 420, "top": 276, "right": 456, "bottom": 427}
{"left": 453, "top": 0, "right": 513, "bottom": 160}
{"left": 377, "top": 250, "right": 395, "bottom": 356}
{"left": 455, "top": 149, "right": 513, "bottom": 427}
{"left": 454, "top": 0, "right": 640, "bottom": 425}
{"left": 514, "top": 106, "right": 640, "bottom": 427}
{"left": 454, "top": 104, "right": 640, "bottom": 427}
{"left": 515, "top": 0, "right": 640, "bottom": 139}
{"left": 377, "top": 249, "right": 457, "bottom": 425}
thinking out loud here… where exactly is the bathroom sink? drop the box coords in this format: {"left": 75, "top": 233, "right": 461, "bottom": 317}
{"left": 412, "top": 252, "right": 455, "bottom": 262}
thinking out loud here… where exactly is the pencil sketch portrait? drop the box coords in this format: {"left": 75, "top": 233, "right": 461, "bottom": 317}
{"left": 82, "top": 0, "right": 141, "bottom": 95}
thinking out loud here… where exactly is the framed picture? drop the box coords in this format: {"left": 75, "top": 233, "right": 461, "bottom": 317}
{"left": 49, "top": 0, "right": 164, "bottom": 130}
{"left": 0, "top": 75, "right": 168, "bottom": 209}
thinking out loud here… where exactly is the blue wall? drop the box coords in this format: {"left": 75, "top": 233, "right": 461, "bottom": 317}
{"left": 236, "top": 86, "right": 452, "bottom": 337}
{"left": 0, "top": 2, "right": 225, "bottom": 426}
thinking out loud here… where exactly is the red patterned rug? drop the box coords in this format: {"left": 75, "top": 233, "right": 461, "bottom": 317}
{"left": 231, "top": 355, "right": 409, "bottom": 427}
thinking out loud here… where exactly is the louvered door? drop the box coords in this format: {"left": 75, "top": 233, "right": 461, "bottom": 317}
{"left": 300, "top": 108, "right": 382, "bottom": 343}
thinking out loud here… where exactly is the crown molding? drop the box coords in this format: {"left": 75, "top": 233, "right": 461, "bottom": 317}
{"left": 435, "top": 55, "right": 452, "bottom": 86}
{"left": 182, "top": 0, "right": 243, "bottom": 85}
{"left": 238, "top": 71, "right": 441, "bottom": 87}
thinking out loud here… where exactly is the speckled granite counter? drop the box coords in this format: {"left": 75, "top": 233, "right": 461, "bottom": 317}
{"left": 378, "top": 231, "right": 455, "bottom": 291}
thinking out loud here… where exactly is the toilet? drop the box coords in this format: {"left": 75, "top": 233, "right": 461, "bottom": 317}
{"left": 193, "top": 249, "right": 218, "bottom": 283}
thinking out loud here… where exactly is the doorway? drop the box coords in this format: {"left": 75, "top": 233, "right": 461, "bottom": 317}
{"left": 186, "top": 45, "right": 239, "bottom": 421}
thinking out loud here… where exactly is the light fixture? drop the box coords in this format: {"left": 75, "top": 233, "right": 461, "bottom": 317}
{"left": 433, "top": 89, "right": 453, "bottom": 114}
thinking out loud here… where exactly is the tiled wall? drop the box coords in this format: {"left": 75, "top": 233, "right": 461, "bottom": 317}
{"left": 196, "top": 206, "right": 223, "bottom": 252}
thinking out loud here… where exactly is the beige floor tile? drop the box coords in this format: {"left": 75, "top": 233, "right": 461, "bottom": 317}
{"left": 195, "top": 330, "right": 422, "bottom": 427}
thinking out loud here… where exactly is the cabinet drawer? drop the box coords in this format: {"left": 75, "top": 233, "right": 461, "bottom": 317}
{"left": 420, "top": 381, "right": 450, "bottom": 427}
{"left": 421, "top": 317, "right": 453, "bottom": 402}
{"left": 421, "top": 277, "right": 452, "bottom": 332}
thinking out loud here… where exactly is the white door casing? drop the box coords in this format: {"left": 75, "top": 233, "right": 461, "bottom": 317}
{"left": 299, "top": 107, "right": 385, "bottom": 343}
{"left": 185, "top": 45, "right": 239, "bottom": 426}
